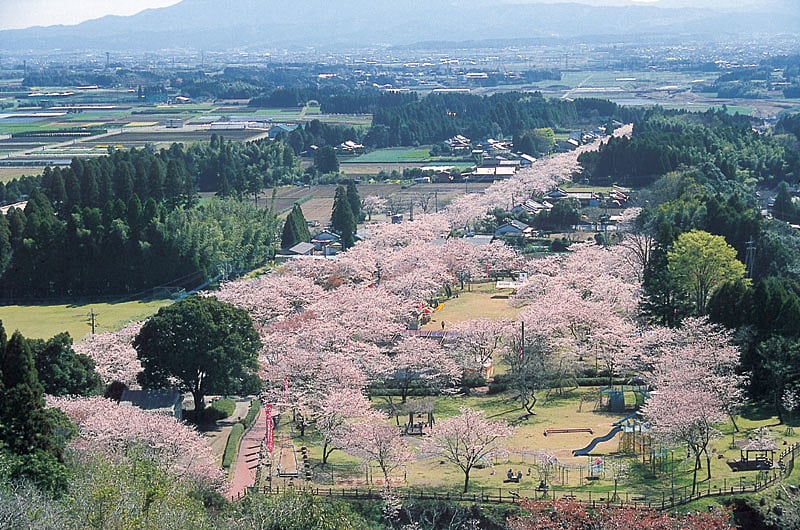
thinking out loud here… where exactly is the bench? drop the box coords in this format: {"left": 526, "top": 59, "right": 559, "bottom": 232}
{"left": 544, "top": 428, "right": 594, "bottom": 436}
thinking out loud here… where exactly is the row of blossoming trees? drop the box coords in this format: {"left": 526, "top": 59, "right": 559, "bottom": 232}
{"left": 57, "top": 124, "right": 747, "bottom": 499}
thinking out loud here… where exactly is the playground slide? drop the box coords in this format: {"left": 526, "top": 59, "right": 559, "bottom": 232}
{"left": 572, "top": 425, "right": 623, "bottom": 456}
{"left": 613, "top": 411, "right": 639, "bottom": 426}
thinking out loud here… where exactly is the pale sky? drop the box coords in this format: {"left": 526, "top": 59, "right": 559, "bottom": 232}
{"left": 0, "top": 0, "right": 771, "bottom": 31}
{"left": 0, "top": 0, "right": 182, "bottom": 30}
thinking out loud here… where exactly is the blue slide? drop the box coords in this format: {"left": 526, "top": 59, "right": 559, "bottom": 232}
{"left": 572, "top": 425, "right": 622, "bottom": 456}
{"left": 572, "top": 412, "right": 638, "bottom": 456}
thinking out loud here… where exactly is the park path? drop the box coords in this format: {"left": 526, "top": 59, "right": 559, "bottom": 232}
{"left": 227, "top": 405, "right": 266, "bottom": 500}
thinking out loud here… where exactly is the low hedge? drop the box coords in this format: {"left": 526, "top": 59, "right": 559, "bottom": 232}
{"left": 222, "top": 422, "right": 245, "bottom": 470}
{"left": 240, "top": 399, "right": 260, "bottom": 429}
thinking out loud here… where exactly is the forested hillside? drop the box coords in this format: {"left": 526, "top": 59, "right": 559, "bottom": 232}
{"left": 578, "top": 108, "right": 800, "bottom": 187}
{"left": 0, "top": 136, "right": 295, "bottom": 298}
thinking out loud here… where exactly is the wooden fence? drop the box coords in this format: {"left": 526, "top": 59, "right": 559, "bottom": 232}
{"left": 251, "top": 442, "right": 800, "bottom": 510}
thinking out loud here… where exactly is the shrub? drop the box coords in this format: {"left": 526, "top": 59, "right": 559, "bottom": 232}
{"left": 222, "top": 423, "right": 245, "bottom": 470}
{"left": 240, "top": 399, "right": 260, "bottom": 429}
{"left": 211, "top": 398, "right": 236, "bottom": 420}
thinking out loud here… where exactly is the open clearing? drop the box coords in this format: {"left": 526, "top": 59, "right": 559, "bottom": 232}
{"left": 0, "top": 298, "right": 171, "bottom": 340}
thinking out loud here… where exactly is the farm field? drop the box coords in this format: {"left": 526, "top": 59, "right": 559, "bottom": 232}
{"left": 269, "top": 181, "right": 493, "bottom": 223}
{"left": 350, "top": 147, "right": 474, "bottom": 164}
{"left": 0, "top": 298, "right": 171, "bottom": 341}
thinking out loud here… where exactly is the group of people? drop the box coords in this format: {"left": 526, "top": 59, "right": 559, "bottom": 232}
{"left": 506, "top": 469, "right": 523, "bottom": 482}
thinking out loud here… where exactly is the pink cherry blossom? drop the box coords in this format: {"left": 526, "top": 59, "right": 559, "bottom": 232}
{"left": 73, "top": 321, "right": 143, "bottom": 386}
{"left": 48, "top": 395, "right": 225, "bottom": 490}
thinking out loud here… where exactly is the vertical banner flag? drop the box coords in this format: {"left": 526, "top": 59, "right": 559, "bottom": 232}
{"left": 265, "top": 403, "right": 274, "bottom": 454}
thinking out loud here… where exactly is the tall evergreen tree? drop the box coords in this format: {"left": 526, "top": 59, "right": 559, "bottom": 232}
{"left": 1, "top": 331, "right": 54, "bottom": 455}
{"left": 346, "top": 180, "right": 362, "bottom": 221}
{"left": 331, "top": 185, "right": 356, "bottom": 250}
{"left": 281, "top": 203, "right": 311, "bottom": 249}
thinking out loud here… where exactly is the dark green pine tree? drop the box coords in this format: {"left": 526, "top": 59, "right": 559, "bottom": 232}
{"left": 331, "top": 185, "right": 356, "bottom": 250}
{"left": 346, "top": 180, "right": 362, "bottom": 221}
{"left": 1, "top": 331, "right": 55, "bottom": 456}
{"left": 281, "top": 203, "right": 311, "bottom": 249}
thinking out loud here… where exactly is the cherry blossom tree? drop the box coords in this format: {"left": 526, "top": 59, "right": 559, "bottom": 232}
{"left": 315, "top": 388, "right": 374, "bottom": 465}
{"left": 72, "top": 321, "right": 143, "bottom": 387}
{"left": 213, "top": 272, "right": 324, "bottom": 325}
{"left": 640, "top": 318, "right": 747, "bottom": 495}
{"left": 509, "top": 498, "right": 733, "bottom": 530}
{"left": 383, "top": 336, "right": 461, "bottom": 403}
{"left": 449, "top": 318, "right": 513, "bottom": 374}
{"left": 422, "top": 407, "right": 514, "bottom": 493}
{"left": 337, "top": 413, "right": 414, "bottom": 487}
{"left": 48, "top": 395, "right": 225, "bottom": 490}
{"left": 362, "top": 195, "right": 388, "bottom": 221}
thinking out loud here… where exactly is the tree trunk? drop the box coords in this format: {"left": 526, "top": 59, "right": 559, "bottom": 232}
{"left": 322, "top": 441, "right": 333, "bottom": 465}
{"left": 691, "top": 453, "right": 700, "bottom": 495}
{"left": 192, "top": 390, "right": 205, "bottom": 413}
{"left": 463, "top": 468, "right": 471, "bottom": 493}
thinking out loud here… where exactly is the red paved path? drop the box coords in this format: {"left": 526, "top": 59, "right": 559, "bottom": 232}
{"left": 227, "top": 406, "right": 266, "bottom": 500}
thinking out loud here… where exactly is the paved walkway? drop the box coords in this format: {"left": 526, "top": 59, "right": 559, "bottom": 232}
{"left": 200, "top": 397, "right": 252, "bottom": 465}
{"left": 227, "top": 405, "right": 267, "bottom": 500}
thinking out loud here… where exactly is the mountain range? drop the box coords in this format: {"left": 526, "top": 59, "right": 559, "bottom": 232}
{"left": 1, "top": 0, "right": 797, "bottom": 52}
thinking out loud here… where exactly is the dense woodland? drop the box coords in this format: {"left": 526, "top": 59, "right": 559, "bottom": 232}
{"left": 0, "top": 136, "right": 293, "bottom": 298}
{"left": 578, "top": 108, "right": 800, "bottom": 187}
{"left": 368, "top": 93, "right": 639, "bottom": 147}
{"left": 605, "top": 110, "right": 800, "bottom": 410}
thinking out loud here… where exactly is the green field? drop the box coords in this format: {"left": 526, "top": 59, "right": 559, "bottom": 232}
{"left": 348, "top": 147, "right": 472, "bottom": 164}
{"left": 0, "top": 298, "right": 171, "bottom": 341}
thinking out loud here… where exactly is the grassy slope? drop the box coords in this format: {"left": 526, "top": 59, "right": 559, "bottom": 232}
{"left": 0, "top": 298, "right": 171, "bottom": 340}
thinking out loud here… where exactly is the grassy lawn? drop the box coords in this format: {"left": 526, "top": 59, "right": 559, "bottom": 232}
{"left": 0, "top": 298, "right": 171, "bottom": 340}
{"left": 280, "top": 385, "right": 797, "bottom": 500}
{"left": 421, "top": 282, "right": 522, "bottom": 328}
{"left": 351, "top": 147, "right": 434, "bottom": 164}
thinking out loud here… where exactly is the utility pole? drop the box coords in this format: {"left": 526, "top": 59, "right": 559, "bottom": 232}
{"left": 87, "top": 309, "right": 98, "bottom": 335}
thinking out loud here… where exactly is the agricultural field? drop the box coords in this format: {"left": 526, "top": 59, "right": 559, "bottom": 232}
{"left": 350, "top": 147, "right": 472, "bottom": 164}
{"left": 270, "top": 181, "right": 493, "bottom": 225}
{"left": 0, "top": 298, "right": 171, "bottom": 341}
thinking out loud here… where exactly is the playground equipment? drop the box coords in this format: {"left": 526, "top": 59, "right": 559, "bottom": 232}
{"left": 596, "top": 385, "right": 649, "bottom": 413}
{"left": 572, "top": 411, "right": 638, "bottom": 456}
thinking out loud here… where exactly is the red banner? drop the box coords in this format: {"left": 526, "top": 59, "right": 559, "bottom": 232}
{"left": 264, "top": 403, "right": 274, "bottom": 454}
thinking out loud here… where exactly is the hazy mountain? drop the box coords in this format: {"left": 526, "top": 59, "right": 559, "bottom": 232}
{"left": 1, "top": 0, "right": 796, "bottom": 52}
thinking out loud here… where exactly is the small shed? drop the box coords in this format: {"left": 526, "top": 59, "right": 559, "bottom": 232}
{"left": 288, "top": 241, "right": 315, "bottom": 255}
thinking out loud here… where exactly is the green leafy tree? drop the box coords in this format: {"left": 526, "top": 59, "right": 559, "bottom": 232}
{"left": 28, "top": 332, "right": 102, "bottom": 396}
{"left": 667, "top": 229, "right": 747, "bottom": 315}
{"left": 330, "top": 185, "right": 356, "bottom": 249}
{"left": 133, "top": 296, "right": 262, "bottom": 413}
{"left": 0, "top": 327, "right": 70, "bottom": 494}
{"left": 314, "top": 145, "right": 339, "bottom": 174}
{"left": 281, "top": 203, "right": 311, "bottom": 249}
